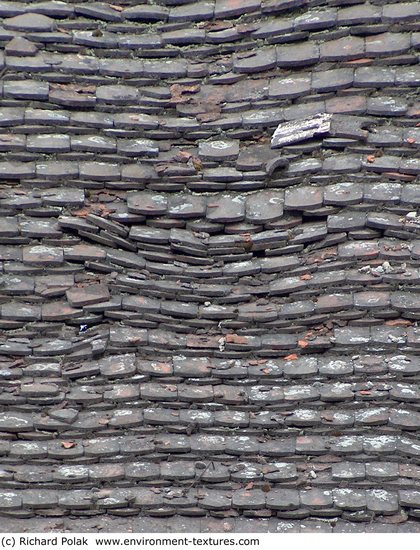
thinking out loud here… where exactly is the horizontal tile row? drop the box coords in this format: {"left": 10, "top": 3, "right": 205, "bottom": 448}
{"left": 0, "top": 321, "right": 419, "bottom": 354}
{"left": 1, "top": 397, "right": 419, "bottom": 429}
{"left": 1, "top": 32, "right": 419, "bottom": 80}
{"left": 0, "top": 459, "right": 418, "bottom": 487}
{"left": 1, "top": 289, "right": 419, "bottom": 325}
{"left": 1, "top": 211, "right": 418, "bottom": 247}
{"left": 1, "top": 431, "right": 420, "bottom": 457}
{"left": 2, "top": 353, "right": 418, "bottom": 384}
{"left": 0, "top": 485, "right": 418, "bottom": 516}
{"left": 0, "top": 1, "right": 416, "bottom": 27}
{"left": 0, "top": 161, "right": 418, "bottom": 192}
{"left": 0, "top": 66, "right": 419, "bottom": 106}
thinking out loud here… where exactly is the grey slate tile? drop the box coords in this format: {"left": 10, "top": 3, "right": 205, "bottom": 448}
{"left": 215, "top": 0, "right": 261, "bottom": 18}
{"left": 4, "top": 13, "right": 55, "bottom": 31}
{"left": 169, "top": 2, "right": 215, "bottom": 22}
{"left": 266, "top": 489, "right": 300, "bottom": 511}
{"left": 311, "top": 68, "right": 354, "bottom": 92}
{"left": 333, "top": 489, "right": 366, "bottom": 511}
{"left": 206, "top": 194, "right": 245, "bottom": 223}
{"left": 66, "top": 284, "right": 110, "bottom": 307}
{"left": 367, "top": 96, "right": 408, "bottom": 116}
{"left": 277, "top": 42, "right": 319, "bottom": 67}
{"left": 123, "top": 5, "right": 169, "bottom": 21}
{"left": 234, "top": 49, "right": 276, "bottom": 74}
{"left": 253, "top": 18, "right": 294, "bottom": 39}
{"left": 365, "top": 33, "right": 411, "bottom": 57}
{"left": 23, "top": 245, "right": 63, "bottom": 265}
{"left": 49, "top": 88, "right": 96, "bottom": 108}
{"left": 74, "top": 2, "right": 122, "bottom": 22}
{"left": 71, "top": 135, "right": 116, "bottom": 153}
{"left": 96, "top": 85, "right": 140, "bottom": 105}
{"left": 31, "top": 1, "right": 72, "bottom": 18}
{"left": 320, "top": 36, "right": 364, "bottom": 61}
{"left": 5, "top": 36, "right": 39, "bottom": 56}
{"left": 337, "top": 3, "right": 381, "bottom": 25}
{"left": 269, "top": 74, "right": 311, "bottom": 99}
{"left": 117, "top": 138, "right": 159, "bottom": 158}
{"left": 0, "top": 3, "right": 26, "bottom": 17}
{"left": 27, "top": 133, "right": 70, "bottom": 153}
{"left": 199, "top": 139, "right": 239, "bottom": 161}
{"left": 4, "top": 79, "right": 49, "bottom": 100}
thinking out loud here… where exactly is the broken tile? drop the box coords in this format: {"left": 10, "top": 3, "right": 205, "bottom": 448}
{"left": 66, "top": 285, "right": 110, "bottom": 307}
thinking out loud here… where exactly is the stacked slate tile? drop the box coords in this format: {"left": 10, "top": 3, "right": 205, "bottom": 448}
{"left": 0, "top": 0, "right": 419, "bottom": 533}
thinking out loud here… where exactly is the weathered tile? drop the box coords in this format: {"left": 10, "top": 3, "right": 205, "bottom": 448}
{"left": 320, "top": 36, "right": 364, "bottom": 61}
{"left": 23, "top": 245, "right": 63, "bottom": 265}
{"left": 285, "top": 186, "right": 323, "bottom": 210}
{"left": 66, "top": 284, "right": 110, "bottom": 307}
{"left": 207, "top": 194, "right": 245, "bottom": 223}
{"left": 215, "top": 0, "right": 261, "bottom": 18}
{"left": 277, "top": 42, "right": 319, "bottom": 67}
{"left": 110, "top": 327, "right": 148, "bottom": 347}
{"left": 234, "top": 49, "right": 276, "bottom": 74}
{"left": 123, "top": 5, "right": 169, "bottom": 21}
{"left": 199, "top": 139, "right": 239, "bottom": 161}
{"left": 99, "top": 354, "right": 137, "bottom": 379}
{"left": 5, "top": 36, "right": 39, "bottom": 56}
{"left": 4, "top": 13, "right": 55, "bottom": 31}
{"left": 127, "top": 192, "right": 168, "bottom": 216}
{"left": 4, "top": 80, "right": 49, "bottom": 100}
{"left": 271, "top": 114, "right": 331, "bottom": 148}
{"left": 269, "top": 75, "right": 311, "bottom": 99}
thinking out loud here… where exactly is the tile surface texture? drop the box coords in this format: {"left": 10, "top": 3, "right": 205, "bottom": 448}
{"left": 0, "top": 0, "right": 419, "bottom": 534}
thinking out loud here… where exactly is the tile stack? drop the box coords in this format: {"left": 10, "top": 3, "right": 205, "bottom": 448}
{"left": 0, "top": 0, "right": 419, "bottom": 532}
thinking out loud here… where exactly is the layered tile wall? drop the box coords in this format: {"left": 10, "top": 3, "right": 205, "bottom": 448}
{"left": 0, "top": 0, "right": 419, "bottom": 531}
